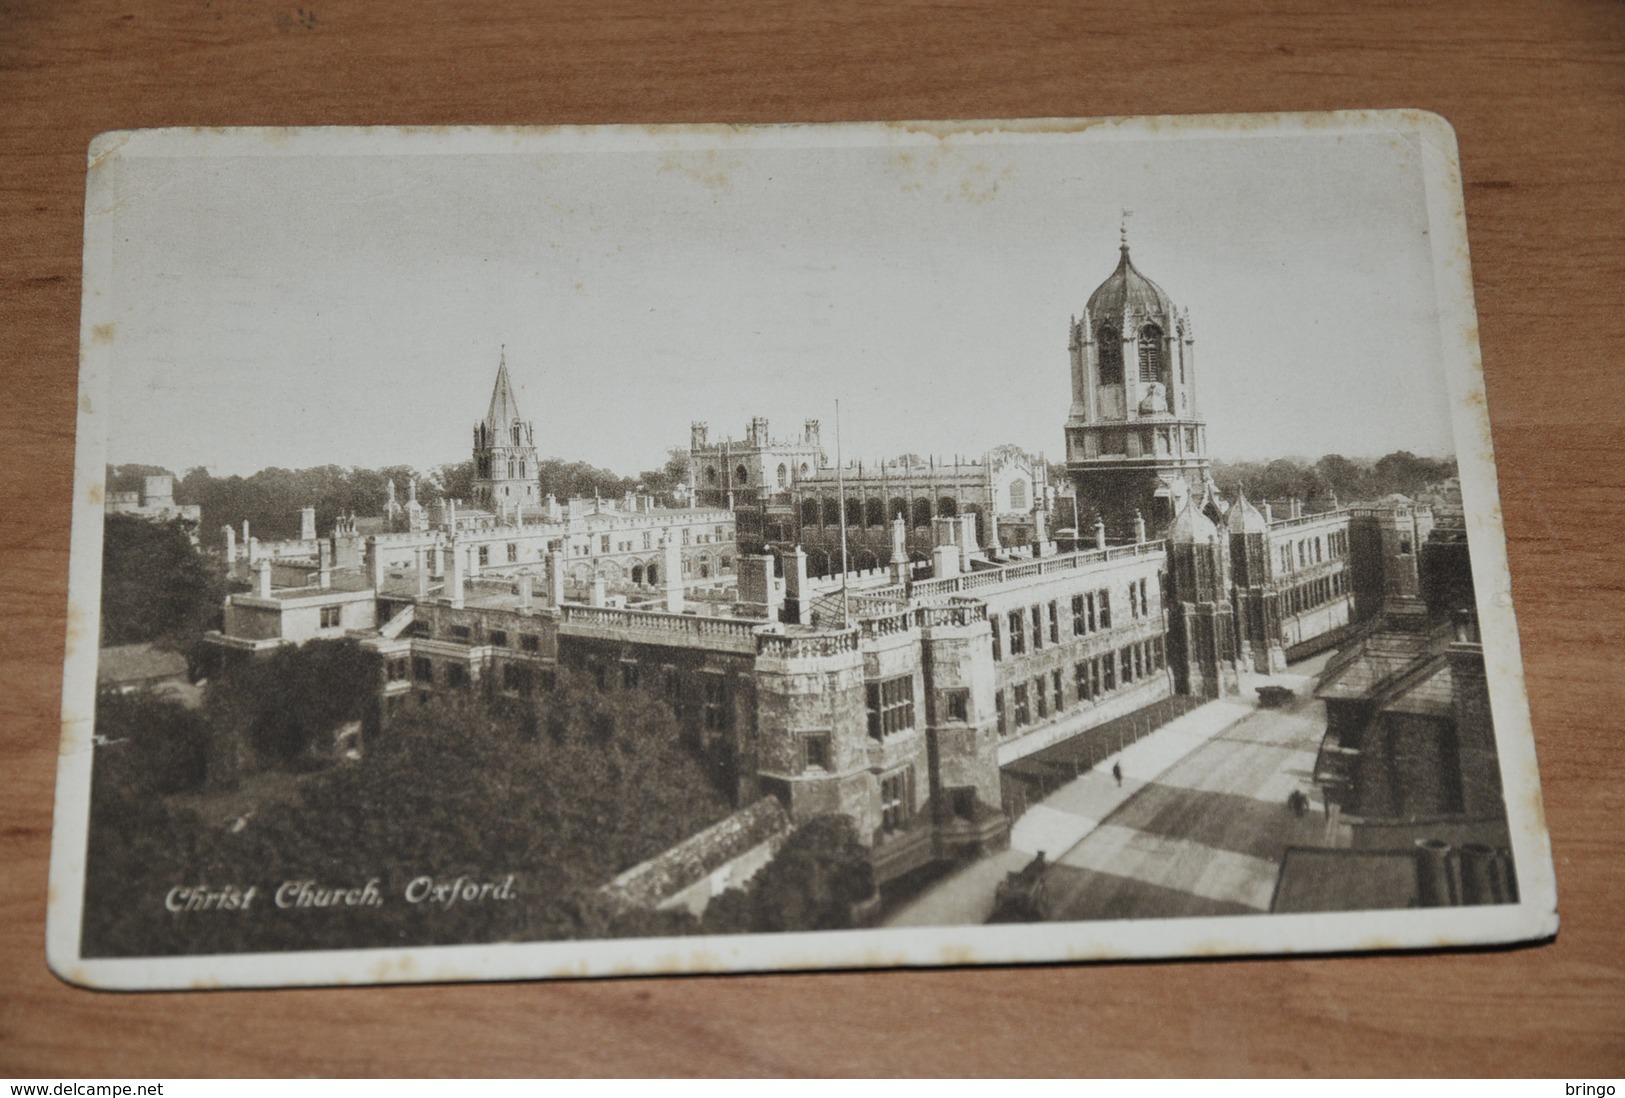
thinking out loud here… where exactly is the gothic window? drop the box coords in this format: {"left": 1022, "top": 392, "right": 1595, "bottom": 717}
{"left": 1138, "top": 324, "right": 1165, "bottom": 383}
{"left": 705, "top": 466, "right": 718, "bottom": 485}
{"left": 802, "top": 498, "right": 820, "bottom": 526}
{"left": 912, "top": 498, "right": 933, "bottom": 528}
{"left": 511, "top": 425, "right": 521, "bottom": 446}
{"left": 1009, "top": 479, "right": 1028, "bottom": 511}
{"left": 1098, "top": 325, "right": 1124, "bottom": 385}
{"left": 777, "top": 463, "right": 788, "bottom": 488}
{"left": 937, "top": 497, "right": 957, "bottom": 518}
{"left": 631, "top": 564, "right": 644, "bottom": 585}
{"left": 889, "top": 497, "right": 908, "bottom": 523}
{"left": 647, "top": 564, "right": 658, "bottom": 585}
{"left": 734, "top": 464, "right": 748, "bottom": 484}
{"left": 865, "top": 498, "right": 885, "bottom": 527}
{"left": 823, "top": 497, "right": 842, "bottom": 526}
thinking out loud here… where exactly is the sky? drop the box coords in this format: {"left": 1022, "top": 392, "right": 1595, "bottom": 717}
{"left": 95, "top": 121, "right": 1458, "bottom": 480}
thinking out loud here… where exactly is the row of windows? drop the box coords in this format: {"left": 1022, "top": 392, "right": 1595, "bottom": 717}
{"left": 420, "top": 622, "right": 542, "bottom": 651}
{"left": 1279, "top": 529, "right": 1348, "bottom": 573}
{"left": 865, "top": 675, "right": 916, "bottom": 741}
{"left": 1282, "top": 570, "right": 1349, "bottom": 617}
{"left": 993, "top": 638, "right": 1167, "bottom": 737}
{"left": 798, "top": 496, "right": 981, "bottom": 529}
{"left": 993, "top": 583, "right": 1153, "bottom": 661}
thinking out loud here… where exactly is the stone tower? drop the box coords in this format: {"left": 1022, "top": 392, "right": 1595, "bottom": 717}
{"left": 472, "top": 349, "right": 540, "bottom": 510}
{"left": 1064, "top": 228, "right": 1213, "bottom": 539}
{"left": 1164, "top": 497, "right": 1240, "bottom": 698}
{"left": 1227, "top": 490, "right": 1286, "bottom": 673}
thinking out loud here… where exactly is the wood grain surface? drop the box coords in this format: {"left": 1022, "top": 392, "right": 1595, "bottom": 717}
{"left": 2, "top": 0, "right": 1621, "bottom": 1078}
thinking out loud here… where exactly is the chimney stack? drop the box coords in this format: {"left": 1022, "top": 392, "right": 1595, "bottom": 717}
{"left": 663, "top": 536, "right": 684, "bottom": 613}
{"left": 414, "top": 545, "right": 429, "bottom": 598}
{"left": 547, "top": 549, "right": 565, "bottom": 607}
{"left": 446, "top": 540, "right": 465, "bottom": 608}
{"left": 890, "top": 513, "right": 910, "bottom": 584}
{"left": 783, "top": 546, "right": 809, "bottom": 625}
{"left": 318, "top": 539, "right": 332, "bottom": 589}
{"left": 366, "top": 537, "right": 384, "bottom": 590}
{"left": 254, "top": 557, "right": 272, "bottom": 598}
{"left": 590, "top": 576, "right": 607, "bottom": 608}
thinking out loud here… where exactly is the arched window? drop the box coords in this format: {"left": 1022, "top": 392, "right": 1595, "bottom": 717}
{"left": 512, "top": 425, "right": 521, "bottom": 446}
{"left": 1009, "top": 479, "right": 1028, "bottom": 511}
{"left": 846, "top": 497, "right": 862, "bottom": 527}
{"left": 801, "top": 498, "right": 820, "bottom": 526}
{"left": 705, "top": 466, "right": 718, "bottom": 485}
{"left": 647, "top": 564, "right": 659, "bottom": 585}
{"left": 913, "top": 498, "right": 933, "bottom": 527}
{"left": 1098, "top": 325, "right": 1124, "bottom": 386}
{"left": 631, "top": 564, "right": 644, "bottom": 586}
{"left": 734, "top": 464, "right": 748, "bottom": 484}
{"left": 800, "top": 462, "right": 810, "bottom": 477}
{"left": 823, "top": 497, "right": 842, "bottom": 526}
{"left": 777, "top": 463, "right": 788, "bottom": 488}
{"left": 865, "top": 498, "right": 885, "bottom": 527}
{"left": 937, "top": 496, "right": 958, "bottom": 518}
{"left": 889, "top": 497, "right": 908, "bottom": 523}
{"left": 1138, "top": 324, "right": 1165, "bottom": 384}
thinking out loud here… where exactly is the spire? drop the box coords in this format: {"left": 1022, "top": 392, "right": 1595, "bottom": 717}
{"left": 485, "top": 346, "right": 523, "bottom": 432}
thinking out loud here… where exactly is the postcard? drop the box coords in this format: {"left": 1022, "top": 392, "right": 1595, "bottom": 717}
{"left": 49, "top": 113, "right": 1557, "bottom": 989}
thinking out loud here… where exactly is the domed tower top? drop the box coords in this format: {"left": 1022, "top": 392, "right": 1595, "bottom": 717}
{"left": 1063, "top": 225, "right": 1211, "bottom": 542}
{"left": 1086, "top": 227, "right": 1176, "bottom": 324}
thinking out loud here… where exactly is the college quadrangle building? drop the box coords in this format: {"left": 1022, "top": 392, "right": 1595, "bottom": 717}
{"left": 183, "top": 234, "right": 1513, "bottom": 917}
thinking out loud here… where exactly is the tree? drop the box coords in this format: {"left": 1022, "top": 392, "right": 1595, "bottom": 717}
{"left": 205, "top": 639, "right": 382, "bottom": 773}
{"left": 80, "top": 664, "right": 735, "bottom": 957}
{"left": 100, "top": 514, "right": 224, "bottom": 649}
{"left": 741, "top": 815, "right": 877, "bottom": 933}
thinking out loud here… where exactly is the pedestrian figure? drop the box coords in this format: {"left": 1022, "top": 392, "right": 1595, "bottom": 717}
{"left": 1112, "top": 761, "right": 1123, "bottom": 788}
{"left": 1288, "top": 790, "right": 1307, "bottom": 817}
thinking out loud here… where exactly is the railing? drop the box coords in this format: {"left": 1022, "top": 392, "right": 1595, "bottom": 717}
{"left": 755, "top": 629, "right": 861, "bottom": 658}
{"left": 1267, "top": 508, "right": 1352, "bottom": 531}
{"left": 907, "top": 540, "right": 1166, "bottom": 600}
{"left": 559, "top": 603, "right": 758, "bottom": 649}
{"left": 915, "top": 600, "right": 987, "bottom": 628}
{"left": 858, "top": 609, "right": 915, "bottom": 638}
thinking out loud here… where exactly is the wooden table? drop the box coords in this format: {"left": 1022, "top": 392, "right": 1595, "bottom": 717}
{"left": 3, "top": 0, "right": 1621, "bottom": 1077}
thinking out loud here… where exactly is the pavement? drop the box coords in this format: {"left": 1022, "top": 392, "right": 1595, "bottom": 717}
{"left": 884, "top": 657, "right": 1339, "bottom": 928}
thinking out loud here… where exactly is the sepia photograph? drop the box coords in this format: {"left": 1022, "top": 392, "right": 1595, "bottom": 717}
{"left": 50, "top": 113, "right": 1557, "bottom": 989}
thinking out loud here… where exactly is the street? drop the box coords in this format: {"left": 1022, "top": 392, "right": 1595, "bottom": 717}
{"left": 885, "top": 655, "right": 1338, "bottom": 927}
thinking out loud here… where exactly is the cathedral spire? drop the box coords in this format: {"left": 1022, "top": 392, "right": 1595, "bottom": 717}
{"left": 486, "top": 346, "right": 523, "bottom": 432}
